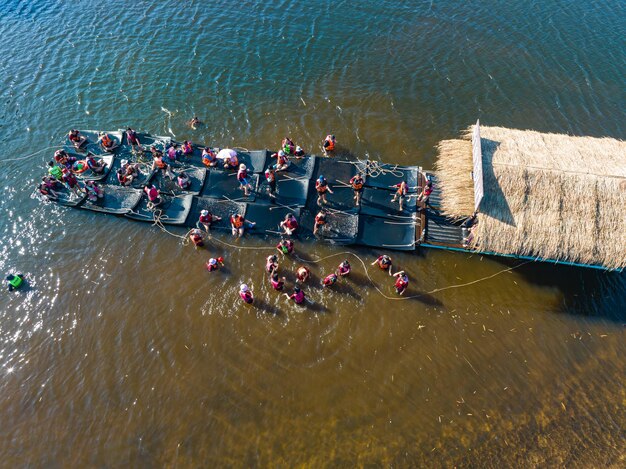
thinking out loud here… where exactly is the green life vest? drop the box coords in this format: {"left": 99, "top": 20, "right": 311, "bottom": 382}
{"left": 8, "top": 275, "right": 23, "bottom": 289}
{"left": 49, "top": 165, "right": 63, "bottom": 179}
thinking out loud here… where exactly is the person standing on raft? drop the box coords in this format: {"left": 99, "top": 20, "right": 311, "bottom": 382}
{"left": 144, "top": 184, "right": 162, "bottom": 206}
{"left": 239, "top": 284, "right": 254, "bottom": 304}
{"left": 265, "top": 167, "right": 277, "bottom": 201}
{"left": 391, "top": 180, "right": 408, "bottom": 211}
{"left": 198, "top": 209, "right": 221, "bottom": 232}
{"left": 126, "top": 128, "right": 142, "bottom": 153}
{"left": 237, "top": 164, "right": 253, "bottom": 197}
{"left": 315, "top": 175, "right": 333, "bottom": 206}
{"left": 350, "top": 172, "right": 364, "bottom": 206}
{"left": 313, "top": 209, "right": 328, "bottom": 236}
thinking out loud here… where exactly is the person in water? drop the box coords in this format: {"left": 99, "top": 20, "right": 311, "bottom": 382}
{"left": 372, "top": 254, "right": 393, "bottom": 275}
{"left": 265, "top": 254, "right": 279, "bottom": 276}
{"left": 294, "top": 145, "right": 305, "bottom": 157}
{"left": 239, "top": 284, "right": 254, "bottom": 304}
{"left": 198, "top": 209, "right": 222, "bottom": 232}
{"left": 322, "top": 134, "right": 336, "bottom": 155}
{"left": 281, "top": 137, "right": 295, "bottom": 155}
{"left": 230, "top": 212, "right": 255, "bottom": 237}
{"left": 144, "top": 184, "right": 162, "bottom": 206}
{"left": 206, "top": 256, "right": 224, "bottom": 272}
{"left": 313, "top": 209, "right": 328, "bottom": 236}
{"left": 393, "top": 270, "right": 409, "bottom": 295}
{"left": 265, "top": 167, "right": 277, "bottom": 200}
{"left": 98, "top": 132, "right": 118, "bottom": 152}
{"left": 237, "top": 164, "right": 253, "bottom": 197}
{"left": 337, "top": 260, "right": 351, "bottom": 277}
{"left": 126, "top": 128, "right": 142, "bottom": 152}
{"left": 296, "top": 266, "right": 310, "bottom": 283}
{"left": 391, "top": 180, "right": 408, "bottom": 211}
{"left": 6, "top": 273, "right": 24, "bottom": 291}
{"left": 279, "top": 213, "right": 298, "bottom": 236}
{"left": 84, "top": 180, "right": 104, "bottom": 202}
{"left": 189, "top": 228, "right": 205, "bottom": 247}
{"left": 270, "top": 272, "right": 285, "bottom": 291}
{"left": 276, "top": 238, "right": 294, "bottom": 256}
{"left": 284, "top": 285, "right": 306, "bottom": 304}
{"left": 177, "top": 171, "right": 192, "bottom": 190}
{"left": 350, "top": 172, "right": 365, "bottom": 206}
{"left": 68, "top": 129, "right": 87, "bottom": 149}
{"left": 315, "top": 175, "right": 333, "bottom": 206}
{"left": 202, "top": 147, "right": 218, "bottom": 167}
{"left": 85, "top": 153, "right": 107, "bottom": 174}
{"left": 189, "top": 116, "right": 201, "bottom": 129}
{"left": 322, "top": 272, "right": 338, "bottom": 287}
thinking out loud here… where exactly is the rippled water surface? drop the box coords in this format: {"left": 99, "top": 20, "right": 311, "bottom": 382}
{"left": 0, "top": 0, "right": 624, "bottom": 466}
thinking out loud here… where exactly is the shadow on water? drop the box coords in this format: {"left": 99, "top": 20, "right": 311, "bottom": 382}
{"left": 251, "top": 299, "right": 280, "bottom": 316}
{"left": 480, "top": 138, "right": 515, "bottom": 226}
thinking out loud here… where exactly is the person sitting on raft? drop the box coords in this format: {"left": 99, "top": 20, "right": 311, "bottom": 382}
{"left": 266, "top": 254, "right": 279, "bottom": 276}
{"left": 62, "top": 168, "right": 82, "bottom": 196}
{"left": 276, "top": 238, "right": 294, "bottom": 256}
{"left": 279, "top": 213, "right": 298, "bottom": 235}
{"left": 313, "top": 209, "right": 328, "bottom": 236}
{"left": 239, "top": 284, "right": 254, "bottom": 304}
{"left": 284, "top": 285, "right": 305, "bottom": 304}
{"left": 230, "top": 212, "right": 255, "bottom": 238}
{"left": 198, "top": 209, "right": 222, "bottom": 232}
{"left": 270, "top": 272, "right": 285, "bottom": 291}
{"left": 6, "top": 273, "right": 24, "bottom": 292}
{"left": 315, "top": 175, "right": 333, "bottom": 206}
{"left": 68, "top": 129, "right": 87, "bottom": 149}
{"left": 350, "top": 172, "right": 365, "bottom": 206}
{"left": 265, "top": 167, "right": 277, "bottom": 200}
{"left": 322, "top": 272, "right": 338, "bottom": 288}
{"left": 38, "top": 177, "right": 59, "bottom": 199}
{"left": 86, "top": 154, "right": 107, "bottom": 174}
{"left": 117, "top": 159, "right": 140, "bottom": 186}
{"left": 391, "top": 180, "right": 408, "bottom": 212}
{"left": 144, "top": 184, "right": 162, "bottom": 206}
{"left": 206, "top": 256, "right": 224, "bottom": 272}
{"left": 182, "top": 140, "right": 194, "bottom": 157}
{"left": 372, "top": 254, "right": 393, "bottom": 275}
{"left": 271, "top": 150, "right": 290, "bottom": 172}
{"left": 84, "top": 180, "right": 104, "bottom": 202}
{"left": 152, "top": 153, "right": 175, "bottom": 180}
{"left": 54, "top": 149, "right": 72, "bottom": 165}
{"left": 296, "top": 266, "right": 310, "bottom": 283}
{"left": 294, "top": 145, "right": 305, "bottom": 157}
{"left": 393, "top": 270, "right": 409, "bottom": 295}
{"left": 322, "top": 134, "right": 336, "bottom": 155}
{"left": 202, "top": 147, "right": 218, "bottom": 167}
{"left": 337, "top": 260, "right": 351, "bottom": 277}
{"left": 218, "top": 148, "right": 239, "bottom": 169}
{"left": 47, "top": 161, "right": 64, "bottom": 181}
{"left": 177, "top": 171, "right": 192, "bottom": 190}
{"left": 98, "top": 132, "right": 118, "bottom": 152}
{"left": 281, "top": 137, "right": 295, "bottom": 155}
{"left": 189, "top": 228, "right": 205, "bottom": 247}
{"left": 237, "top": 164, "right": 253, "bottom": 197}
{"left": 126, "top": 128, "right": 142, "bottom": 152}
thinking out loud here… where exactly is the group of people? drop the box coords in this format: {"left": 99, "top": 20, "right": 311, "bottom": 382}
{"left": 40, "top": 150, "right": 107, "bottom": 202}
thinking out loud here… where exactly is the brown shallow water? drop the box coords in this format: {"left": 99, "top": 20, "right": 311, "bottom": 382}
{"left": 0, "top": 0, "right": 625, "bottom": 466}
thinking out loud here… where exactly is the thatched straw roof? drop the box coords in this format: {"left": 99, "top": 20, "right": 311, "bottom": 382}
{"left": 435, "top": 125, "right": 626, "bottom": 269}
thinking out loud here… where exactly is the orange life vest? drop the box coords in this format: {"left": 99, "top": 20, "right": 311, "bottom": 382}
{"left": 231, "top": 215, "right": 244, "bottom": 228}
{"left": 324, "top": 135, "right": 335, "bottom": 151}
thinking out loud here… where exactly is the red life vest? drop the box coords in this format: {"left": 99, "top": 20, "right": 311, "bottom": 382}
{"left": 316, "top": 180, "right": 328, "bottom": 193}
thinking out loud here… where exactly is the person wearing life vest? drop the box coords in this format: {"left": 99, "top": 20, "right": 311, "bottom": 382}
{"left": 372, "top": 254, "right": 393, "bottom": 275}
{"left": 393, "top": 270, "right": 409, "bottom": 295}
{"left": 144, "top": 184, "right": 162, "bottom": 206}
{"left": 38, "top": 176, "right": 60, "bottom": 199}
{"left": 239, "top": 284, "right": 254, "bottom": 304}
{"left": 189, "top": 228, "right": 204, "bottom": 247}
{"left": 47, "top": 161, "right": 64, "bottom": 181}
{"left": 313, "top": 209, "right": 328, "bottom": 236}
{"left": 315, "top": 175, "right": 334, "bottom": 206}
{"left": 5, "top": 273, "right": 24, "bottom": 292}
{"left": 62, "top": 168, "right": 82, "bottom": 196}
{"left": 279, "top": 213, "right": 299, "bottom": 235}
{"left": 265, "top": 167, "right": 277, "bottom": 200}
{"left": 266, "top": 254, "right": 279, "bottom": 276}
{"left": 230, "top": 212, "right": 256, "bottom": 237}
{"left": 350, "top": 172, "right": 365, "bottom": 206}
{"left": 197, "top": 209, "right": 222, "bottom": 232}
{"left": 86, "top": 154, "right": 107, "bottom": 174}
{"left": 296, "top": 266, "right": 310, "bottom": 283}
{"left": 84, "top": 180, "right": 104, "bottom": 202}
{"left": 237, "top": 164, "right": 253, "bottom": 197}
{"left": 284, "top": 285, "right": 306, "bottom": 304}
{"left": 98, "top": 132, "right": 118, "bottom": 152}
{"left": 202, "top": 147, "right": 218, "bottom": 167}
{"left": 152, "top": 153, "right": 175, "bottom": 180}
{"left": 177, "top": 171, "right": 192, "bottom": 190}
{"left": 337, "top": 260, "right": 351, "bottom": 277}
{"left": 54, "top": 149, "right": 69, "bottom": 164}
{"left": 276, "top": 239, "right": 294, "bottom": 256}
{"left": 126, "top": 128, "right": 142, "bottom": 152}
{"left": 322, "top": 134, "right": 336, "bottom": 155}
{"left": 117, "top": 169, "right": 131, "bottom": 186}
{"left": 322, "top": 272, "right": 338, "bottom": 287}
{"left": 391, "top": 180, "right": 409, "bottom": 211}
{"left": 68, "top": 129, "right": 87, "bottom": 149}
{"left": 294, "top": 145, "right": 305, "bottom": 157}
{"left": 281, "top": 137, "right": 295, "bottom": 155}
{"left": 271, "top": 150, "right": 290, "bottom": 172}
{"left": 218, "top": 148, "right": 239, "bottom": 169}
{"left": 206, "top": 256, "right": 224, "bottom": 272}
{"left": 418, "top": 179, "right": 433, "bottom": 207}
{"left": 270, "top": 272, "right": 285, "bottom": 291}
{"left": 182, "top": 140, "right": 194, "bottom": 157}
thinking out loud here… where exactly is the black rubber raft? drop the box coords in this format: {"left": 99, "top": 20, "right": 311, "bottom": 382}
{"left": 43, "top": 130, "right": 425, "bottom": 251}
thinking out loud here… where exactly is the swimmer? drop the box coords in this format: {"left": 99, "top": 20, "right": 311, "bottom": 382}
{"left": 337, "top": 260, "right": 351, "bottom": 277}
{"left": 206, "top": 256, "right": 224, "bottom": 272}
{"left": 295, "top": 266, "right": 310, "bottom": 283}
{"left": 5, "top": 273, "right": 24, "bottom": 292}
{"left": 322, "top": 272, "right": 338, "bottom": 288}
{"left": 279, "top": 212, "right": 298, "bottom": 235}
{"left": 198, "top": 209, "right": 221, "bottom": 232}
{"left": 372, "top": 254, "right": 393, "bottom": 275}
{"left": 315, "top": 175, "right": 333, "bottom": 206}
{"left": 189, "top": 228, "right": 204, "bottom": 247}
{"left": 393, "top": 270, "right": 409, "bottom": 295}
{"left": 189, "top": 116, "right": 201, "bottom": 129}
{"left": 270, "top": 272, "right": 285, "bottom": 291}
{"left": 276, "top": 239, "right": 294, "bottom": 256}
{"left": 239, "top": 284, "right": 254, "bottom": 304}
{"left": 98, "top": 132, "right": 118, "bottom": 152}
{"left": 265, "top": 254, "right": 279, "bottom": 276}
{"left": 237, "top": 164, "right": 253, "bottom": 197}
{"left": 284, "top": 285, "right": 306, "bottom": 304}
{"left": 68, "top": 129, "right": 87, "bottom": 149}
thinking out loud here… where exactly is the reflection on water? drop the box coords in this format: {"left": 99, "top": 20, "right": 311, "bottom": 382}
{"left": 0, "top": 0, "right": 624, "bottom": 465}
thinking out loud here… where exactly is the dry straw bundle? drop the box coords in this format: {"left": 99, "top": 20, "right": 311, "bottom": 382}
{"left": 435, "top": 125, "right": 626, "bottom": 269}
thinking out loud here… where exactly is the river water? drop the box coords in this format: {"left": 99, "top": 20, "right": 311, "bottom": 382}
{"left": 0, "top": 0, "right": 624, "bottom": 466}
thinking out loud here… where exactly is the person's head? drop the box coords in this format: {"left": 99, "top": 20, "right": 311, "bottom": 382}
{"left": 48, "top": 161, "right": 54, "bottom": 167}
{"left": 205, "top": 146, "right": 211, "bottom": 152}
{"left": 356, "top": 172, "right": 362, "bottom": 177}
{"left": 296, "top": 146, "right": 302, "bottom": 152}
{"left": 127, "top": 127, "right": 132, "bottom": 131}
{"left": 331, "top": 135, "right": 335, "bottom": 140}
{"left": 342, "top": 260, "right": 350, "bottom": 267}
{"left": 270, "top": 255, "right": 277, "bottom": 263}
{"left": 240, "top": 284, "right": 249, "bottom": 292}
{"left": 201, "top": 209, "right": 209, "bottom": 217}
{"left": 239, "top": 163, "right": 246, "bottom": 170}
{"left": 209, "top": 258, "right": 217, "bottom": 266}
{"left": 120, "top": 159, "right": 128, "bottom": 167}
{"left": 294, "top": 286, "right": 301, "bottom": 293}
{"left": 278, "top": 150, "right": 284, "bottom": 157}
